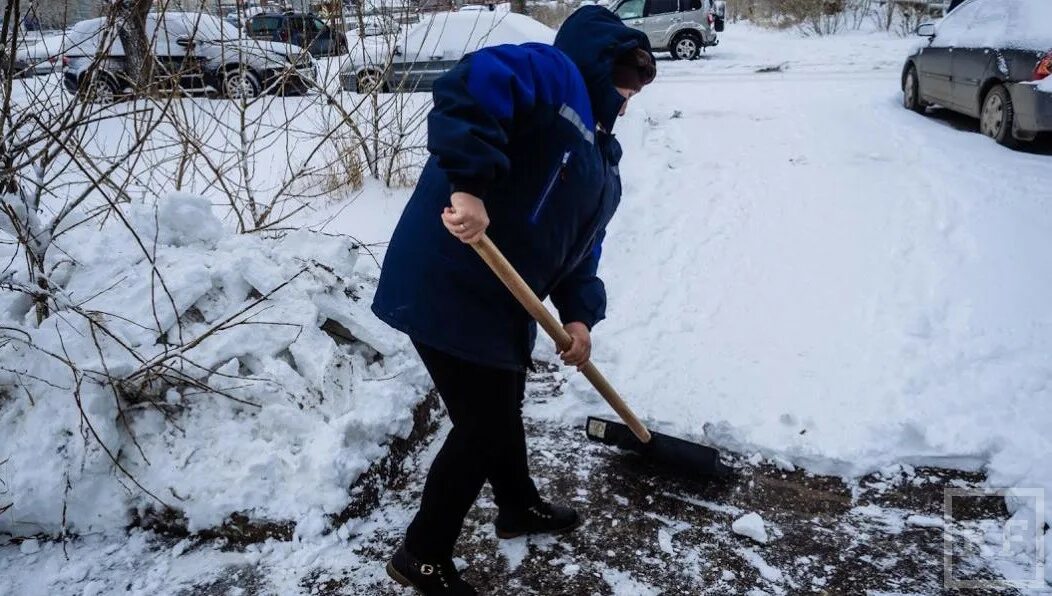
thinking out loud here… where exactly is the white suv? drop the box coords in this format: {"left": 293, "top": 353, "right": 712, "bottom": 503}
{"left": 63, "top": 12, "right": 316, "bottom": 101}
{"left": 609, "top": 0, "right": 720, "bottom": 60}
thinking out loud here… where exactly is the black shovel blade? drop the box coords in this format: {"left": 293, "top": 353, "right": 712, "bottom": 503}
{"left": 585, "top": 416, "right": 734, "bottom": 479}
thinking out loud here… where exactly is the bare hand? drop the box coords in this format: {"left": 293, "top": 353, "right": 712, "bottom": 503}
{"left": 559, "top": 322, "right": 591, "bottom": 369}
{"left": 442, "top": 192, "right": 489, "bottom": 244}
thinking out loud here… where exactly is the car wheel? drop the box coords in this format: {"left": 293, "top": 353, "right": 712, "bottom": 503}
{"left": 979, "top": 84, "right": 1018, "bottom": 148}
{"left": 223, "top": 68, "right": 261, "bottom": 100}
{"left": 903, "top": 65, "right": 927, "bottom": 114}
{"left": 671, "top": 33, "right": 701, "bottom": 61}
{"left": 356, "top": 69, "right": 384, "bottom": 93}
{"left": 81, "top": 75, "right": 117, "bottom": 104}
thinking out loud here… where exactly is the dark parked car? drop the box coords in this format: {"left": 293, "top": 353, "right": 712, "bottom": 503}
{"left": 245, "top": 12, "right": 347, "bottom": 57}
{"left": 901, "top": 0, "right": 1052, "bottom": 147}
{"left": 63, "top": 12, "right": 316, "bottom": 102}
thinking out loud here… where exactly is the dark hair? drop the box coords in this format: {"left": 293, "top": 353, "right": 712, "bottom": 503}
{"left": 612, "top": 48, "right": 657, "bottom": 91}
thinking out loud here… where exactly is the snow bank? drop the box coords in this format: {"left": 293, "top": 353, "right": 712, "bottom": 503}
{"left": 0, "top": 194, "right": 425, "bottom": 536}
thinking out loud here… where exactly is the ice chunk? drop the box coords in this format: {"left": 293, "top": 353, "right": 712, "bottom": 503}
{"left": 732, "top": 512, "right": 769, "bottom": 544}
{"left": 657, "top": 528, "right": 675, "bottom": 555}
{"left": 156, "top": 193, "right": 223, "bottom": 247}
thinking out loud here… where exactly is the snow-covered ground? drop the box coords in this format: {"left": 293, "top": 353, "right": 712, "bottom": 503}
{"left": 601, "top": 23, "right": 1050, "bottom": 501}
{"left": 567, "top": 24, "right": 1052, "bottom": 585}
{"left": 3, "top": 22, "right": 1051, "bottom": 594}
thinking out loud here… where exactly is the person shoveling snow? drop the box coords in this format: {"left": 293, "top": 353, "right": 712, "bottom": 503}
{"left": 370, "top": 6, "right": 656, "bottom": 595}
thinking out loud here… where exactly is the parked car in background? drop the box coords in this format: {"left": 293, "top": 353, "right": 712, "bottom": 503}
{"left": 14, "top": 31, "right": 67, "bottom": 77}
{"left": 339, "top": 11, "right": 553, "bottom": 93}
{"left": 63, "top": 12, "right": 316, "bottom": 102}
{"left": 245, "top": 12, "right": 347, "bottom": 56}
{"left": 224, "top": 6, "right": 265, "bottom": 28}
{"left": 610, "top": 0, "right": 719, "bottom": 60}
{"left": 901, "top": 0, "right": 1052, "bottom": 147}
{"left": 345, "top": 13, "right": 399, "bottom": 37}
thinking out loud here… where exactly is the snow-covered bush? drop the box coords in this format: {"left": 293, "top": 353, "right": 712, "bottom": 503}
{"left": 780, "top": 0, "right": 846, "bottom": 36}
{"left": 0, "top": 194, "right": 427, "bottom": 537}
{"left": 727, "top": 0, "right": 938, "bottom": 36}
{"left": 0, "top": 0, "right": 437, "bottom": 541}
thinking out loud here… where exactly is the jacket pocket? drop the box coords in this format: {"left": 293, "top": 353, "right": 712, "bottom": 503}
{"left": 529, "top": 150, "right": 572, "bottom": 224}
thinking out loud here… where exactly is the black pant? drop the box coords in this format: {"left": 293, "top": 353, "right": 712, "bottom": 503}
{"left": 404, "top": 340, "right": 541, "bottom": 560}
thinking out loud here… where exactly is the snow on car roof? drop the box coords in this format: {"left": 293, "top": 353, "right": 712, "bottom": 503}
{"left": 378, "top": 9, "right": 555, "bottom": 65}
{"left": 935, "top": 0, "right": 1052, "bottom": 50}
{"left": 67, "top": 12, "right": 241, "bottom": 57}
{"left": 407, "top": 10, "right": 555, "bottom": 57}
{"left": 68, "top": 17, "right": 126, "bottom": 56}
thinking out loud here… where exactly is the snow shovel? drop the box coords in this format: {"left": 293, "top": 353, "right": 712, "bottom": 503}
{"left": 471, "top": 234, "right": 732, "bottom": 479}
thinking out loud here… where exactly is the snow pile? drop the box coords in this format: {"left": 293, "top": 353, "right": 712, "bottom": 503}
{"left": 732, "top": 512, "right": 769, "bottom": 544}
{"left": 0, "top": 194, "right": 425, "bottom": 537}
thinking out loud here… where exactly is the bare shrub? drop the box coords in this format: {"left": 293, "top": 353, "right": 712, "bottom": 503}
{"left": 894, "top": 0, "right": 928, "bottom": 37}
{"left": 726, "top": 0, "right": 786, "bottom": 27}
{"left": 844, "top": 0, "right": 874, "bottom": 30}
{"left": 530, "top": 3, "right": 576, "bottom": 29}
{"left": 0, "top": 0, "right": 427, "bottom": 534}
{"left": 871, "top": 0, "right": 896, "bottom": 30}
{"left": 319, "top": 130, "right": 367, "bottom": 196}
{"left": 780, "top": 0, "right": 846, "bottom": 36}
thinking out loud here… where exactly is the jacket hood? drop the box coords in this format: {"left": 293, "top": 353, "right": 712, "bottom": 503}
{"left": 554, "top": 6, "right": 654, "bottom": 132}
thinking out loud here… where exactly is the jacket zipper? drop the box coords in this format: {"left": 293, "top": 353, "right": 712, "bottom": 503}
{"left": 530, "top": 150, "right": 571, "bottom": 224}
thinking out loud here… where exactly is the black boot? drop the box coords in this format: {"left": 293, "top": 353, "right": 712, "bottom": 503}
{"left": 494, "top": 500, "right": 580, "bottom": 539}
{"left": 386, "top": 544, "right": 478, "bottom": 595}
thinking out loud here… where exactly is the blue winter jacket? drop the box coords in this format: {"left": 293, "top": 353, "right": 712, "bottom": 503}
{"left": 371, "top": 7, "right": 654, "bottom": 370}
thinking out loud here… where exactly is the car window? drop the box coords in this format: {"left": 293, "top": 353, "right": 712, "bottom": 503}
{"left": 249, "top": 16, "right": 281, "bottom": 35}
{"left": 288, "top": 17, "right": 311, "bottom": 33}
{"left": 313, "top": 18, "right": 326, "bottom": 31}
{"left": 931, "top": 0, "right": 984, "bottom": 47}
{"left": 647, "top": 0, "right": 680, "bottom": 16}
{"left": 615, "top": 0, "right": 645, "bottom": 20}
{"left": 679, "top": 0, "right": 703, "bottom": 11}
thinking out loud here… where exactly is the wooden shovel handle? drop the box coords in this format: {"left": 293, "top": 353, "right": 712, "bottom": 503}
{"left": 471, "top": 234, "right": 653, "bottom": 444}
